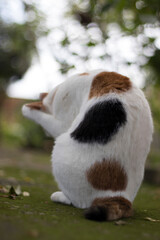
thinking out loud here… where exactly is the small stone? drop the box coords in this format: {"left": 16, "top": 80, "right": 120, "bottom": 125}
{"left": 23, "top": 191, "right": 30, "bottom": 197}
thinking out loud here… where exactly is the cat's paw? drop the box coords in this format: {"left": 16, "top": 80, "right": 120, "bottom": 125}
{"left": 50, "top": 191, "right": 71, "bottom": 205}
{"left": 22, "top": 105, "right": 31, "bottom": 118}
{"left": 22, "top": 104, "right": 36, "bottom": 121}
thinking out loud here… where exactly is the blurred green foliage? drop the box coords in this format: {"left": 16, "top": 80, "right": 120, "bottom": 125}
{"left": 60, "top": 0, "right": 160, "bottom": 134}
{"left": 69, "top": 0, "right": 159, "bottom": 31}
{"left": 1, "top": 0, "right": 160, "bottom": 91}
{"left": 1, "top": 118, "right": 46, "bottom": 149}
{"left": 0, "top": 0, "right": 160, "bottom": 149}
{"left": 0, "top": 1, "right": 48, "bottom": 97}
{"left": 0, "top": 1, "right": 48, "bottom": 147}
{"left": 20, "top": 119, "right": 46, "bottom": 149}
{"left": 1, "top": 109, "right": 53, "bottom": 151}
{"left": 0, "top": 98, "right": 52, "bottom": 150}
{"left": 148, "top": 86, "right": 160, "bottom": 133}
{"left": 59, "top": 0, "right": 160, "bottom": 85}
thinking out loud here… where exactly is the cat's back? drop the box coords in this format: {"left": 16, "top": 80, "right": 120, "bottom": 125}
{"left": 52, "top": 70, "right": 153, "bottom": 208}
{"left": 50, "top": 70, "right": 103, "bottom": 128}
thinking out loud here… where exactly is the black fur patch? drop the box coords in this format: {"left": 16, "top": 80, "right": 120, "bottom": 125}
{"left": 84, "top": 206, "right": 107, "bottom": 221}
{"left": 71, "top": 99, "right": 127, "bottom": 144}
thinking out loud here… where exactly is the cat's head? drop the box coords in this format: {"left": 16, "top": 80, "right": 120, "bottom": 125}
{"left": 25, "top": 86, "right": 58, "bottom": 114}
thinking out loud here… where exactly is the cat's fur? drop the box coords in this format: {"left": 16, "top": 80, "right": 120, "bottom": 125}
{"left": 22, "top": 70, "right": 153, "bottom": 221}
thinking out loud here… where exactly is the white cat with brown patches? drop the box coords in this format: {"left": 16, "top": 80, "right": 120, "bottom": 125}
{"left": 22, "top": 70, "right": 153, "bottom": 221}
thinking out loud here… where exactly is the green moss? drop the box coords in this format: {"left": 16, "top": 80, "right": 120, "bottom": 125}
{"left": 1, "top": 166, "right": 54, "bottom": 186}
{"left": 1, "top": 176, "right": 160, "bottom": 240}
{"left": 0, "top": 149, "right": 160, "bottom": 240}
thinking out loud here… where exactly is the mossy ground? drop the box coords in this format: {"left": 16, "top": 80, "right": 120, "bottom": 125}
{"left": 0, "top": 146, "right": 160, "bottom": 240}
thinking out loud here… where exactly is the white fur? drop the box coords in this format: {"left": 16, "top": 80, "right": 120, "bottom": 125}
{"left": 50, "top": 191, "right": 71, "bottom": 205}
{"left": 22, "top": 70, "right": 153, "bottom": 209}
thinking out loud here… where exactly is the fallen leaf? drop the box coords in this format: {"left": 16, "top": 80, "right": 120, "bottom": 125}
{"left": 9, "top": 186, "right": 17, "bottom": 195}
{"left": 115, "top": 220, "right": 127, "bottom": 225}
{"left": 15, "top": 185, "right": 22, "bottom": 196}
{"left": 23, "top": 191, "right": 30, "bottom": 197}
{"left": 8, "top": 186, "right": 21, "bottom": 199}
{"left": 145, "top": 217, "right": 160, "bottom": 222}
{"left": 0, "top": 195, "right": 9, "bottom": 198}
{"left": 1, "top": 185, "right": 30, "bottom": 199}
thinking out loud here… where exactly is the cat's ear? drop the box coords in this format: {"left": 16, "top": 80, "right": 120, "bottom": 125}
{"left": 26, "top": 101, "right": 45, "bottom": 111}
{"left": 40, "top": 92, "right": 48, "bottom": 100}
{"left": 24, "top": 93, "right": 48, "bottom": 111}
{"left": 71, "top": 99, "right": 127, "bottom": 144}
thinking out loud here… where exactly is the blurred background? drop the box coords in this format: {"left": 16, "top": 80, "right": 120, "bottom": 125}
{"left": 0, "top": 0, "right": 160, "bottom": 174}
{"left": 1, "top": 2, "right": 160, "bottom": 239}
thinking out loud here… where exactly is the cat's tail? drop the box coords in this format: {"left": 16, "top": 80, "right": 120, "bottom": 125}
{"left": 84, "top": 196, "right": 133, "bottom": 221}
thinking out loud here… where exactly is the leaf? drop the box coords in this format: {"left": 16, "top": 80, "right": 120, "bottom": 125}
{"left": 9, "top": 186, "right": 17, "bottom": 196}
{"left": 87, "top": 41, "right": 96, "bottom": 47}
{"left": 9, "top": 186, "right": 21, "bottom": 199}
{"left": 145, "top": 217, "right": 160, "bottom": 222}
{"left": 61, "top": 37, "right": 70, "bottom": 46}
{"left": 71, "top": 52, "right": 78, "bottom": 56}
{"left": 115, "top": 220, "right": 127, "bottom": 225}
{"left": 0, "top": 195, "right": 9, "bottom": 198}
{"left": 15, "top": 185, "right": 22, "bottom": 196}
{"left": 101, "top": 3, "right": 113, "bottom": 12}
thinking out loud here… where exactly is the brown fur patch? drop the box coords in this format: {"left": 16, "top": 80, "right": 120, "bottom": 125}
{"left": 26, "top": 101, "right": 46, "bottom": 111}
{"left": 40, "top": 92, "right": 48, "bottom": 100}
{"left": 79, "top": 72, "right": 89, "bottom": 76}
{"left": 86, "top": 159, "right": 127, "bottom": 191}
{"left": 92, "top": 196, "right": 133, "bottom": 220}
{"left": 89, "top": 71, "right": 132, "bottom": 99}
{"left": 26, "top": 92, "right": 48, "bottom": 112}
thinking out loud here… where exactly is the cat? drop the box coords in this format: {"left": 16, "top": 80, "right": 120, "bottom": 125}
{"left": 22, "top": 70, "right": 153, "bottom": 221}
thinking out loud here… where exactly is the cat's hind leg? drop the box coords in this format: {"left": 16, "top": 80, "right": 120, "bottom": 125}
{"left": 50, "top": 191, "right": 71, "bottom": 205}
